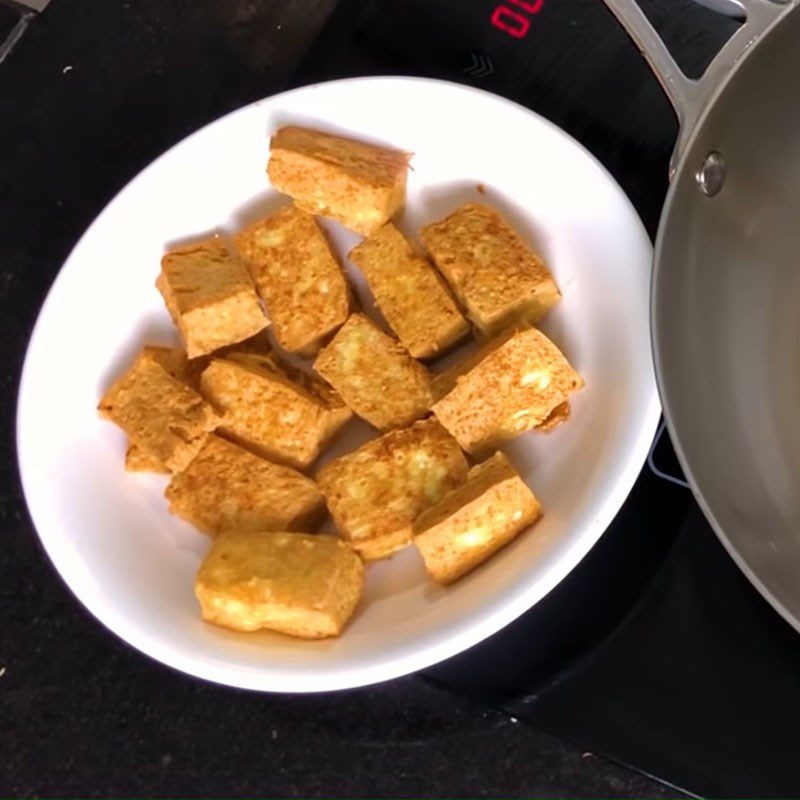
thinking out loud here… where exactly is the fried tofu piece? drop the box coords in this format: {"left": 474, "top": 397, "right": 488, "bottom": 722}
{"left": 196, "top": 530, "right": 364, "bottom": 638}
{"left": 222, "top": 333, "right": 351, "bottom": 416}
{"left": 165, "top": 435, "right": 325, "bottom": 535}
{"left": 431, "top": 326, "right": 583, "bottom": 454}
{"left": 223, "top": 350, "right": 352, "bottom": 444}
{"left": 234, "top": 206, "right": 350, "bottom": 355}
{"left": 200, "top": 356, "right": 351, "bottom": 470}
{"left": 317, "top": 418, "right": 469, "bottom": 560}
{"left": 98, "top": 348, "right": 220, "bottom": 473}
{"left": 268, "top": 126, "right": 410, "bottom": 235}
{"left": 314, "top": 313, "right": 433, "bottom": 430}
{"left": 431, "top": 327, "right": 518, "bottom": 402}
{"left": 125, "top": 345, "right": 206, "bottom": 473}
{"left": 421, "top": 203, "right": 561, "bottom": 336}
{"left": 157, "top": 235, "right": 267, "bottom": 358}
{"left": 348, "top": 223, "right": 469, "bottom": 359}
{"left": 123, "top": 345, "right": 208, "bottom": 473}
{"left": 413, "top": 452, "right": 541, "bottom": 584}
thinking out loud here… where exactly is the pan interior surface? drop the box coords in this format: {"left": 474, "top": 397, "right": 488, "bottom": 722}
{"left": 655, "top": 7, "right": 800, "bottom": 630}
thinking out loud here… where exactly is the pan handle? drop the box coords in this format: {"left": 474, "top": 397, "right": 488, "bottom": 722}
{"left": 602, "top": 0, "right": 795, "bottom": 176}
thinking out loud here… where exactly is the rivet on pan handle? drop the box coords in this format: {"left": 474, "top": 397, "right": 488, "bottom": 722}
{"left": 601, "top": 0, "right": 796, "bottom": 178}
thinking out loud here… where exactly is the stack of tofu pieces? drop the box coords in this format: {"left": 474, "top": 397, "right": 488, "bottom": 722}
{"left": 98, "top": 125, "right": 584, "bottom": 641}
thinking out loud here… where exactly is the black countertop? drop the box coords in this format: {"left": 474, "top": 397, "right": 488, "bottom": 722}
{"left": 0, "top": 1, "right": 679, "bottom": 795}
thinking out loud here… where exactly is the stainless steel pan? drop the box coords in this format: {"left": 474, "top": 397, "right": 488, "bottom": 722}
{"left": 604, "top": 0, "right": 800, "bottom": 628}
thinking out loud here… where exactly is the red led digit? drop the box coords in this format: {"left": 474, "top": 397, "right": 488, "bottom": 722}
{"left": 508, "top": 0, "right": 543, "bottom": 13}
{"left": 491, "top": 0, "right": 543, "bottom": 39}
{"left": 491, "top": 5, "right": 530, "bottom": 38}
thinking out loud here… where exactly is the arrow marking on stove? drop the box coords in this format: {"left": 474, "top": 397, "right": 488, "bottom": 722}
{"left": 463, "top": 52, "right": 494, "bottom": 79}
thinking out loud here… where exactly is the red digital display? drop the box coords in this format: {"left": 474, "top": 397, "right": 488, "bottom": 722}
{"left": 491, "top": 0, "right": 543, "bottom": 39}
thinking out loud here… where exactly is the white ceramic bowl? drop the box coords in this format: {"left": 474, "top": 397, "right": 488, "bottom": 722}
{"left": 17, "top": 77, "right": 658, "bottom": 692}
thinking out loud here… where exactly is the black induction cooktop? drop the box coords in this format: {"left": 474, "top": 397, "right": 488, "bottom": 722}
{"left": 294, "top": 2, "right": 800, "bottom": 796}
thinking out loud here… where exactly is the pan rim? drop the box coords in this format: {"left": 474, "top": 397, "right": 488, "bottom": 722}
{"left": 650, "top": 4, "right": 800, "bottom": 635}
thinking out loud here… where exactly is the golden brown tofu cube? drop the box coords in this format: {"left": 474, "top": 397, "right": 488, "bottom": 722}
{"left": 157, "top": 236, "right": 267, "bottom": 358}
{"left": 200, "top": 356, "right": 350, "bottom": 470}
{"left": 123, "top": 345, "right": 208, "bottom": 473}
{"left": 431, "top": 326, "right": 584, "bottom": 454}
{"left": 234, "top": 205, "right": 350, "bottom": 355}
{"left": 348, "top": 223, "right": 470, "bottom": 360}
{"left": 165, "top": 435, "right": 325, "bottom": 535}
{"left": 268, "top": 126, "right": 410, "bottom": 235}
{"left": 224, "top": 350, "right": 352, "bottom": 444}
{"left": 98, "top": 348, "right": 220, "bottom": 473}
{"left": 431, "top": 327, "right": 517, "bottom": 403}
{"left": 314, "top": 313, "right": 434, "bottom": 431}
{"left": 421, "top": 203, "right": 561, "bottom": 336}
{"left": 125, "top": 345, "right": 200, "bottom": 473}
{"left": 196, "top": 530, "right": 364, "bottom": 639}
{"left": 317, "top": 418, "right": 469, "bottom": 560}
{"left": 413, "top": 452, "right": 541, "bottom": 584}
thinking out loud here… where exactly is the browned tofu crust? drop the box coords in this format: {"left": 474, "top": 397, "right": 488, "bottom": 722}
{"left": 200, "top": 356, "right": 348, "bottom": 470}
{"left": 317, "top": 418, "right": 469, "bottom": 560}
{"left": 224, "top": 349, "right": 352, "bottom": 445}
{"left": 537, "top": 400, "right": 570, "bottom": 432}
{"left": 124, "top": 443, "right": 169, "bottom": 473}
{"left": 98, "top": 347, "right": 220, "bottom": 473}
{"left": 431, "top": 326, "right": 583, "bottom": 454}
{"left": 157, "top": 236, "right": 267, "bottom": 358}
{"left": 142, "top": 345, "right": 197, "bottom": 386}
{"left": 348, "top": 223, "right": 469, "bottom": 360}
{"left": 234, "top": 205, "right": 350, "bottom": 355}
{"left": 420, "top": 203, "right": 561, "bottom": 335}
{"left": 314, "top": 313, "right": 434, "bottom": 431}
{"left": 268, "top": 126, "right": 410, "bottom": 235}
{"left": 413, "top": 451, "right": 541, "bottom": 584}
{"left": 123, "top": 345, "right": 206, "bottom": 473}
{"left": 431, "top": 326, "right": 519, "bottom": 403}
{"left": 196, "top": 530, "right": 364, "bottom": 638}
{"left": 165, "top": 435, "right": 325, "bottom": 535}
